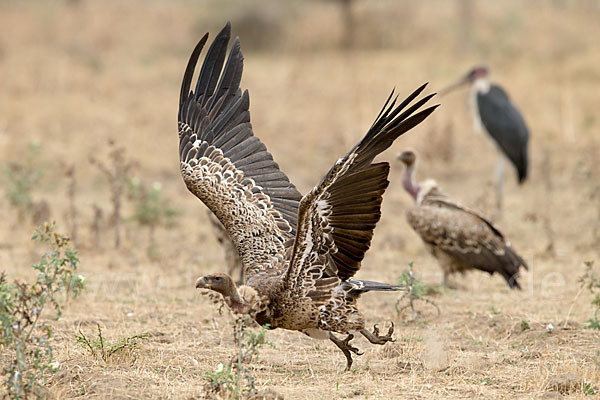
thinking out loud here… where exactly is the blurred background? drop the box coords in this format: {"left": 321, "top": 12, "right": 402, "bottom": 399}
{"left": 1, "top": 0, "right": 599, "bottom": 258}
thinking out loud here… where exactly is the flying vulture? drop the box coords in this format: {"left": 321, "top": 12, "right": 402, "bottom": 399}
{"left": 180, "top": 23, "right": 437, "bottom": 370}
{"left": 398, "top": 150, "right": 528, "bottom": 289}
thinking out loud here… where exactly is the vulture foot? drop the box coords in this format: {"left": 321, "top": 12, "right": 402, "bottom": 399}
{"left": 360, "top": 323, "right": 395, "bottom": 345}
{"left": 329, "top": 333, "right": 363, "bottom": 371}
{"left": 441, "top": 273, "right": 464, "bottom": 290}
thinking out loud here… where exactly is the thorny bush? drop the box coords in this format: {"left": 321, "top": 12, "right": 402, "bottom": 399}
{"left": 0, "top": 223, "right": 85, "bottom": 399}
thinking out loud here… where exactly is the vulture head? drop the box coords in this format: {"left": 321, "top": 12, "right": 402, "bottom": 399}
{"left": 398, "top": 151, "right": 440, "bottom": 205}
{"left": 398, "top": 150, "right": 420, "bottom": 201}
{"left": 195, "top": 273, "right": 251, "bottom": 314}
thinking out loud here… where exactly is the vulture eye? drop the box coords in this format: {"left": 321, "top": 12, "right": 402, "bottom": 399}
{"left": 214, "top": 277, "right": 222, "bottom": 282}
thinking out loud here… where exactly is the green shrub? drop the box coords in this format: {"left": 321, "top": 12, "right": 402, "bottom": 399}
{"left": 0, "top": 223, "right": 85, "bottom": 399}
{"left": 204, "top": 315, "right": 273, "bottom": 399}
{"left": 128, "top": 178, "right": 179, "bottom": 249}
{"left": 579, "top": 260, "right": 600, "bottom": 330}
{"left": 129, "top": 179, "right": 178, "bottom": 228}
{"left": 2, "top": 143, "right": 43, "bottom": 221}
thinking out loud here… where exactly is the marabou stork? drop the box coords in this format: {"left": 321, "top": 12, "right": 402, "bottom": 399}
{"left": 442, "top": 65, "right": 529, "bottom": 216}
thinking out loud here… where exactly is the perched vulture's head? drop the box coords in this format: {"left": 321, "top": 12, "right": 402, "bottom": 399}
{"left": 398, "top": 150, "right": 416, "bottom": 167}
{"left": 398, "top": 150, "right": 420, "bottom": 201}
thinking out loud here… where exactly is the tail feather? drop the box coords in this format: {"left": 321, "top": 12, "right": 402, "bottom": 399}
{"left": 517, "top": 150, "right": 528, "bottom": 184}
{"left": 500, "top": 271, "right": 523, "bottom": 290}
{"left": 347, "top": 279, "right": 407, "bottom": 293}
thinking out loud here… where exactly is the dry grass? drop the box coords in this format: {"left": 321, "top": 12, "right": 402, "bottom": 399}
{"left": 1, "top": 0, "right": 599, "bottom": 398}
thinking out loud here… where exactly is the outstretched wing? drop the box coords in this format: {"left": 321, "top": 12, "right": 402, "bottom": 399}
{"left": 285, "top": 85, "right": 438, "bottom": 292}
{"left": 409, "top": 188, "right": 528, "bottom": 289}
{"left": 477, "top": 85, "right": 529, "bottom": 183}
{"left": 178, "top": 23, "right": 302, "bottom": 275}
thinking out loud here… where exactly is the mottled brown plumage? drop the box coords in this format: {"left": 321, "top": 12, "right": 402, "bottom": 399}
{"left": 398, "top": 151, "right": 528, "bottom": 289}
{"left": 182, "top": 23, "right": 437, "bottom": 370}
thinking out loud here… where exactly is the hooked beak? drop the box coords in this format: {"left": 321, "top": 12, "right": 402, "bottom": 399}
{"left": 439, "top": 74, "right": 470, "bottom": 96}
{"left": 195, "top": 276, "right": 209, "bottom": 289}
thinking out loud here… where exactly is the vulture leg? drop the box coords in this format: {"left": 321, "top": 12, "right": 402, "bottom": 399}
{"left": 441, "top": 271, "right": 449, "bottom": 287}
{"left": 441, "top": 272, "right": 464, "bottom": 290}
{"left": 494, "top": 157, "right": 505, "bottom": 219}
{"left": 329, "top": 333, "right": 363, "bottom": 371}
{"left": 360, "top": 323, "right": 395, "bottom": 345}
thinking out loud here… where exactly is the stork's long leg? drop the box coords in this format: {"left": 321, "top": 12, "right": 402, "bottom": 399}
{"left": 360, "top": 323, "right": 395, "bottom": 345}
{"left": 329, "top": 333, "right": 363, "bottom": 371}
{"left": 494, "top": 157, "right": 505, "bottom": 219}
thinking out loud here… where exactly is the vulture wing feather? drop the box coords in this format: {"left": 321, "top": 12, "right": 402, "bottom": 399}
{"left": 285, "top": 87, "right": 437, "bottom": 293}
{"left": 178, "top": 23, "right": 302, "bottom": 277}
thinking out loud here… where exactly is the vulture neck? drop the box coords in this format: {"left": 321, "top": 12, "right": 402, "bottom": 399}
{"left": 222, "top": 282, "right": 250, "bottom": 314}
{"left": 402, "top": 163, "right": 420, "bottom": 201}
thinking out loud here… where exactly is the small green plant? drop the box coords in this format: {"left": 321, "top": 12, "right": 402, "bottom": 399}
{"left": 584, "top": 382, "right": 597, "bottom": 395}
{"left": 488, "top": 305, "right": 500, "bottom": 315}
{"left": 204, "top": 315, "right": 273, "bottom": 399}
{"left": 2, "top": 143, "right": 43, "bottom": 221}
{"left": 395, "top": 262, "right": 440, "bottom": 321}
{"left": 75, "top": 324, "right": 148, "bottom": 364}
{"left": 0, "top": 223, "right": 85, "bottom": 399}
{"left": 480, "top": 377, "right": 495, "bottom": 385}
{"left": 578, "top": 260, "right": 600, "bottom": 330}
{"left": 127, "top": 177, "right": 179, "bottom": 248}
{"left": 520, "top": 320, "right": 531, "bottom": 331}
{"left": 588, "top": 317, "right": 600, "bottom": 330}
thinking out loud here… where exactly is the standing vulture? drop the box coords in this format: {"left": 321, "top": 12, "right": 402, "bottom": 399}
{"left": 398, "top": 150, "right": 528, "bottom": 289}
{"left": 180, "top": 23, "right": 437, "bottom": 370}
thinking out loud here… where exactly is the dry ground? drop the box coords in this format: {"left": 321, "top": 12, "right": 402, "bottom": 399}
{"left": 1, "top": 0, "right": 599, "bottom": 398}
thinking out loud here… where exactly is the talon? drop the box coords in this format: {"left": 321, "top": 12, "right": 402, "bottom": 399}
{"left": 330, "top": 333, "right": 363, "bottom": 371}
{"left": 341, "top": 334, "right": 363, "bottom": 355}
{"left": 360, "top": 321, "right": 396, "bottom": 345}
{"left": 342, "top": 333, "right": 354, "bottom": 344}
{"left": 387, "top": 322, "right": 395, "bottom": 340}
